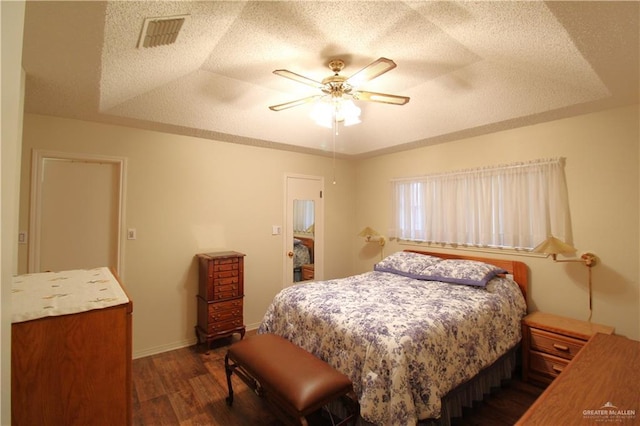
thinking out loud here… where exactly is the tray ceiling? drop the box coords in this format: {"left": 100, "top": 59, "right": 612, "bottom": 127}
{"left": 21, "top": 1, "right": 639, "bottom": 158}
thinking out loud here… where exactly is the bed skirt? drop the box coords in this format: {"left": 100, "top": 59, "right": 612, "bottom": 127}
{"left": 324, "top": 344, "right": 519, "bottom": 426}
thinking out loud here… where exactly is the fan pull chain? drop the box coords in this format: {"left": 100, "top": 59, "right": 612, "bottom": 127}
{"left": 332, "top": 111, "right": 337, "bottom": 184}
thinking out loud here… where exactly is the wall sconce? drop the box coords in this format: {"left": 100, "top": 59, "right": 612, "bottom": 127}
{"left": 532, "top": 236, "right": 596, "bottom": 266}
{"left": 358, "top": 226, "right": 386, "bottom": 246}
{"left": 532, "top": 235, "right": 598, "bottom": 320}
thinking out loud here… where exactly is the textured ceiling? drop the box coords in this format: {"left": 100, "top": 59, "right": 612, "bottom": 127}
{"left": 21, "top": 1, "right": 639, "bottom": 158}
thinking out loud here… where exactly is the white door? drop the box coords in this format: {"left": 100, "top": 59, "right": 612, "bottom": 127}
{"left": 29, "top": 151, "right": 125, "bottom": 275}
{"left": 283, "top": 174, "right": 324, "bottom": 288}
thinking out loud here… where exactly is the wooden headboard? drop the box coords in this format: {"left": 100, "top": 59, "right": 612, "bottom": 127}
{"left": 404, "top": 249, "right": 528, "bottom": 305}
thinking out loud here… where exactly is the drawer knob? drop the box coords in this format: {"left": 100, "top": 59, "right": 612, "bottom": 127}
{"left": 553, "top": 343, "right": 570, "bottom": 352}
{"left": 552, "top": 364, "right": 564, "bottom": 373}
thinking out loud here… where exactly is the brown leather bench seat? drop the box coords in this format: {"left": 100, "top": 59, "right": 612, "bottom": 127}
{"left": 225, "top": 333, "right": 356, "bottom": 426}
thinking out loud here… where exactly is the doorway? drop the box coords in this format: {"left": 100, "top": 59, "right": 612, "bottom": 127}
{"left": 29, "top": 150, "right": 126, "bottom": 275}
{"left": 283, "top": 174, "right": 324, "bottom": 288}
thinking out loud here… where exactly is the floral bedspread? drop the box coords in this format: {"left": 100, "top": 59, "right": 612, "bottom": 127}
{"left": 258, "top": 271, "right": 526, "bottom": 425}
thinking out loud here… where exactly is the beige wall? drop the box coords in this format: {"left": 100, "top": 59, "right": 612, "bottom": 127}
{"left": 354, "top": 104, "right": 640, "bottom": 340}
{"left": 18, "top": 104, "right": 640, "bottom": 358}
{"left": 1, "top": 1, "right": 26, "bottom": 423}
{"left": 19, "top": 114, "right": 356, "bottom": 357}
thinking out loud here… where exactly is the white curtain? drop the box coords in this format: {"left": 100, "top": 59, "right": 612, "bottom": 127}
{"left": 391, "top": 158, "right": 571, "bottom": 249}
{"left": 293, "top": 200, "right": 315, "bottom": 233}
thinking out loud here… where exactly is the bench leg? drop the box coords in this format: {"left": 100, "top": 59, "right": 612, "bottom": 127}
{"left": 224, "top": 353, "right": 235, "bottom": 406}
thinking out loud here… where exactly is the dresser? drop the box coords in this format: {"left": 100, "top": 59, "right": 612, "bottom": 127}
{"left": 521, "top": 311, "right": 614, "bottom": 385}
{"left": 195, "top": 251, "right": 246, "bottom": 348}
{"left": 11, "top": 268, "right": 132, "bottom": 426}
{"left": 516, "top": 333, "right": 639, "bottom": 425}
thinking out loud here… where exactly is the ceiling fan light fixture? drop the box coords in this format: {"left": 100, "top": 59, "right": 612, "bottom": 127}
{"left": 270, "top": 57, "right": 408, "bottom": 121}
{"left": 310, "top": 100, "right": 334, "bottom": 128}
{"left": 310, "top": 97, "right": 361, "bottom": 128}
{"left": 338, "top": 99, "right": 361, "bottom": 126}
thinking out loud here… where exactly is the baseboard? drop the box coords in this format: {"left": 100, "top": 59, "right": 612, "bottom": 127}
{"left": 133, "top": 323, "right": 261, "bottom": 359}
{"left": 133, "top": 338, "right": 197, "bottom": 359}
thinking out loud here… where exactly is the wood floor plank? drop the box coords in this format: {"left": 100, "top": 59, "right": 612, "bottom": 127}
{"left": 133, "top": 394, "right": 180, "bottom": 426}
{"left": 153, "top": 349, "right": 205, "bottom": 395}
{"left": 133, "top": 333, "right": 544, "bottom": 426}
{"left": 167, "top": 387, "right": 204, "bottom": 423}
{"left": 133, "top": 355, "right": 168, "bottom": 403}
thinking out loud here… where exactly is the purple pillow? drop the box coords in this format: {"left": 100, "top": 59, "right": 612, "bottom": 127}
{"left": 422, "top": 259, "right": 506, "bottom": 287}
{"left": 374, "top": 252, "right": 443, "bottom": 279}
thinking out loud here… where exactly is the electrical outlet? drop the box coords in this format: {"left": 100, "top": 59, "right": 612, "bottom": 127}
{"left": 127, "top": 228, "right": 137, "bottom": 240}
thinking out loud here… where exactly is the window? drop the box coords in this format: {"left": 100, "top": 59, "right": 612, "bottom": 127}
{"left": 391, "top": 158, "right": 570, "bottom": 250}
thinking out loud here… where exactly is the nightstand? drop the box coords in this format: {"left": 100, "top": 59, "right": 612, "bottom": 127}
{"left": 302, "top": 263, "right": 314, "bottom": 280}
{"left": 521, "top": 312, "right": 614, "bottom": 385}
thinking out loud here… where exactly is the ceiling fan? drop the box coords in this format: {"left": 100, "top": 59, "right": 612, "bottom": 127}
{"left": 268, "top": 57, "right": 410, "bottom": 112}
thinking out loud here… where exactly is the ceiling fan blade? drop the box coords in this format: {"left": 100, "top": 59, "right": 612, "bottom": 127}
{"left": 353, "top": 91, "right": 410, "bottom": 105}
{"left": 269, "top": 95, "right": 322, "bottom": 111}
{"left": 346, "top": 57, "right": 397, "bottom": 87}
{"left": 273, "top": 69, "right": 325, "bottom": 89}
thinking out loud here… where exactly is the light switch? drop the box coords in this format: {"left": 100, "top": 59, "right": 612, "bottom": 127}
{"left": 272, "top": 225, "right": 281, "bottom": 235}
{"left": 127, "top": 228, "right": 137, "bottom": 240}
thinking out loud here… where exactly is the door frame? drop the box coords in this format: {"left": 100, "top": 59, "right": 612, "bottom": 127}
{"left": 28, "top": 150, "right": 127, "bottom": 276}
{"left": 283, "top": 173, "right": 324, "bottom": 288}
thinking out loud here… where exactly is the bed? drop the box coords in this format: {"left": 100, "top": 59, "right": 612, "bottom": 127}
{"left": 259, "top": 250, "right": 528, "bottom": 425}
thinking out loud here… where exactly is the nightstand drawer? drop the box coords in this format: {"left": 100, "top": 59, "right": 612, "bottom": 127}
{"left": 530, "top": 328, "right": 585, "bottom": 360}
{"left": 302, "top": 264, "right": 314, "bottom": 280}
{"left": 529, "top": 350, "right": 569, "bottom": 380}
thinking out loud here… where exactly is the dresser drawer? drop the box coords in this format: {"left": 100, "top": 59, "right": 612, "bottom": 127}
{"left": 529, "top": 350, "right": 569, "bottom": 381}
{"left": 204, "top": 277, "right": 240, "bottom": 300}
{"left": 530, "top": 328, "right": 585, "bottom": 360}
{"left": 208, "top": 318, "right": 244, "bottom": 335}
{"left": 210, "top": 298, "right": 243, "bottom": 313}
{"left": 212, "top": 269, "right": 238, "bottom": 280}
{"left": 209, "top": 309, "right": 242, "bottom": 323}
{"left": 211, "top": 258, "right": 239, "bottom": 272}
{"left": 211, "top": 288, "right": 240, "bottom": 300}
{"left": 209, "top": 300, "right": 242, "bottom": 323}
{"left": 213, "top": 276, "right": 239, "bottom": 287}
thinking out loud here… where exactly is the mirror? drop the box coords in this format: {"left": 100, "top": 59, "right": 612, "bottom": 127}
{"left": 292, "top": 199, "right": 314, "bottom": 282}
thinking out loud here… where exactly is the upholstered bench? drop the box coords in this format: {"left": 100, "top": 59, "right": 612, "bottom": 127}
{"left": 225, "top": 333, "right": 357, "bottom": 426}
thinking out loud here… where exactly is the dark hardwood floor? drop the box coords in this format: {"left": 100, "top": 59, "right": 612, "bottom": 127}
{"left": 133, "top": 332, "right": 544, "bottom": 426}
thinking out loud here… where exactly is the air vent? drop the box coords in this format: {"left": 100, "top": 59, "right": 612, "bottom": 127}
{"left": 137, "top": 15, "right": 189, "bottom": 48}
